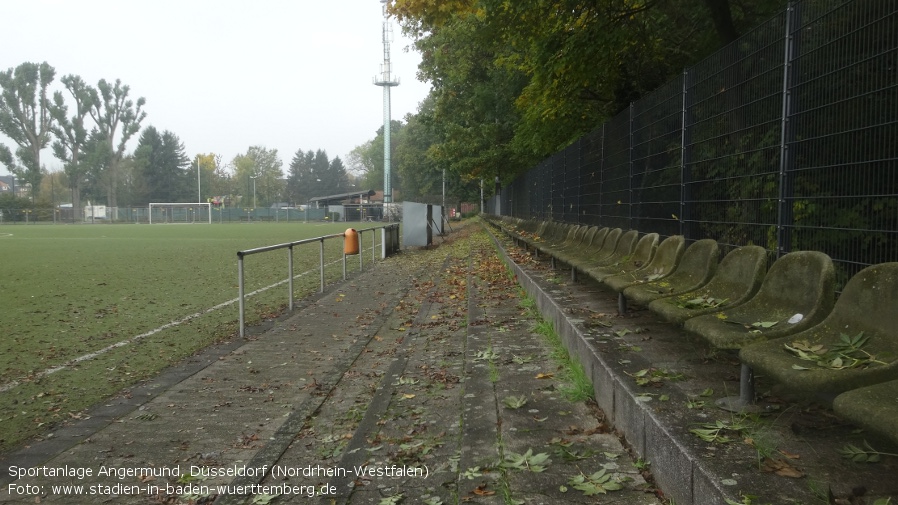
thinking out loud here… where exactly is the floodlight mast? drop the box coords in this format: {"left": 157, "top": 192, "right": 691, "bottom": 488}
{"left": 374, "top": 0, "right": 399, "bottom": 204}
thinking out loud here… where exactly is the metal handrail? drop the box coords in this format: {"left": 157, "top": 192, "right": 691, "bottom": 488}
{"left": 236, "top": 224, "right": 400, "bottom": 337}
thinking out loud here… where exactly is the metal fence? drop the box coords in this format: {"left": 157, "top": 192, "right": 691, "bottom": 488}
{"left": 0, "top": 207, "right": 338, "bottom": 224}
{"left": 489, "top": 0, "right": 897, "bottom": 288}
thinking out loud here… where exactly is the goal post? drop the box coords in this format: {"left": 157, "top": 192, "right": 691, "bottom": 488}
{"left": 148, "top": 203, "right": 213, "bottom": 224}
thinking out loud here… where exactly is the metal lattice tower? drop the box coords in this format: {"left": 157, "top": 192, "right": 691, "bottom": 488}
{"left": 373, "top": 0, "right": 399, "bottom": 203}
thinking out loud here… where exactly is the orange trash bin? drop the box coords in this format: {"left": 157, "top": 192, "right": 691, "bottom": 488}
{"left": 344, "top": 228, "right": 359, "bottom": 255}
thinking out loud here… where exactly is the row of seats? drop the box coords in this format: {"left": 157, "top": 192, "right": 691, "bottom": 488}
{"left": 486, "top": 216, "right": 898, "bottom": 446}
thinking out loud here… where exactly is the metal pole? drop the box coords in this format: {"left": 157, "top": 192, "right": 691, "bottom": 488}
{"left": 288, "top": 245, "right": 294, "bottom": 311}
{"left": 359, "top": 230, "right": 364, "bottom": 272}
{"left": 342, "top": 236, "right": 347, "bottom": 280}
{"left": 319, "top": 239, "right": 325, "bottom": 292}
{"left": 238, "top": 252, "right": 246, "bottom": 338}
{"left": 776, "top": 2, "right": 797, "bottom": 259}
{"left": 372, "top": 226, "right": 376, "bottom": 263}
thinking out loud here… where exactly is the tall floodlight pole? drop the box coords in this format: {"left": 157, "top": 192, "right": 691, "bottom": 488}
{"left": 373, "top": 0, "right": 399, "bottom": 204}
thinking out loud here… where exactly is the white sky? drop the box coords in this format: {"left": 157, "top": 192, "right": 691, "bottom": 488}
{"left": 0, "top": 0, "right": 430, "bottom": 176}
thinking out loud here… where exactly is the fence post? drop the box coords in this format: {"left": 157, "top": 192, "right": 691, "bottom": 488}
{"left": 776, "top": 2, "right": 798, "bottom": 258}
{"left": 577, "top": 137, "right": 582, "bottom": 224}
{"left": 600, "top": 123, "right": 605, "bottom": 224}
{"left": 628, "top": 102, "right": 635, "bottom": 230}
{"left": 680, "top": 69, "right": 693, "bottom": 239}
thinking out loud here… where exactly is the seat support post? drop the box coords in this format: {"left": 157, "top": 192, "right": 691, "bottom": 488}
{"left": 716, "top": 363, "right": 761, "bottom": 413}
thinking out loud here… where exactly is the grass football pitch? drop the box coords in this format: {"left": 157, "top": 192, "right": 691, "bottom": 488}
{"left": 0, "top": 221, "right": 384, "bottom": 452}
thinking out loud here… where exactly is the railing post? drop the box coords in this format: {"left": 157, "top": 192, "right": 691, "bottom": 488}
{"left": 237, "top": 252, "right": 246, "bottom": 338}
{"left": 319, "top": 238, "right": 325, "bottom": 292}
{"left": 356, "top": 230, "right": 364, "bottom": 272}
{"left": 287, "top": 245, "right": 294, "bottom": 311}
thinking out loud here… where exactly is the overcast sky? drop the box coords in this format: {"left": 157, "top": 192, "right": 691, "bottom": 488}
{"left": 0, "top": 0, "right": 431, "bottom": 177}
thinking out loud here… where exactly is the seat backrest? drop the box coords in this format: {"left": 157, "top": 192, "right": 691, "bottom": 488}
{"left": 751, "top": 250, "right": 835, "bottom": 320}
{"left": 552, "top": 224, "right": 572, "bottom": 242}
{"left": 588, "top": 227, "right": 609, "bottom": 249}
{"left": 592, "top": 228, "right": 622, "bottom": 259}
{"left": 630, "top": 233, "right": 659, "bottom": 267}
{"left": 667, "top": 239, "right": 720, "bottom": 284}
{"left": 568, "top": 226, "right": 588, "bottom": 247}
{"left": 704, "top": 245, "right": 768, "bottom": 299}
{"left": 523, "top": 219, "right": 540, "bottom": 232}
{"left": 580, "top": 227, "right": 600, "bottom": 249}
{"left": 826, "top": 262, "right": 898, "bottom": 338}
{"left": 544, "top": 222, "right": 563, "bottom": 241}
{"left": 635, "top": 235, "right": 685, "bottom": 277}
{"left": 560, "top": 225, "right": 581, "bottom": 245}
{"left": 610, "top": 230, "right": 639, "bottom": 258}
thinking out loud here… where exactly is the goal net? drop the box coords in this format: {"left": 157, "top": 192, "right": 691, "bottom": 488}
{"left": 148, "top": 203, "right": 212, "bottom": 224}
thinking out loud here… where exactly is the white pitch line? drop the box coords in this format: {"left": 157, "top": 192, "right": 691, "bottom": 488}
{"left": 0, "top": 256, "right": 351, "bottom": 393}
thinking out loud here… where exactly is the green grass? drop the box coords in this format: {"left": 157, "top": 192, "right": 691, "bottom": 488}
{"left": 0, "top": 221, "right": 385, "bottom": 452}
{"left": 523, "top": 299, "right": 594, "bottom": 403}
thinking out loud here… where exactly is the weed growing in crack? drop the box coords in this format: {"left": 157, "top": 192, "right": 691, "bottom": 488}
{"left": 531, "top": 315, "right": 593, "bottom": 402}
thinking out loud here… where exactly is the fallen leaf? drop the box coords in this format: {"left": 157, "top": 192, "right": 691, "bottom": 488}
{"left": 535, "top": 373, "right": 554, "bottom": 379}
{"left": 761, "top": 457, "right": 804, "bottom": 478}
{"left": 472, "top": 485, "right": 495, "bottom": 496}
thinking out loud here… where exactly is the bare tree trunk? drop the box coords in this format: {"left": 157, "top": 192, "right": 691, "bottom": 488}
{"left": 703, "top": 0, "right": 739, "bottom": 45}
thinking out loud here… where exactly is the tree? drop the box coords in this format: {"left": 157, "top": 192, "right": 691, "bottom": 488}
{"left": 88, "top": 78, "right": 146, "bottom": 207}
{"left": 349, "top": 121, "right": 405, "bottom": 193}
{"left": 0, "top": 61, "right": 56, "bottom": 201}
{"left": 232, "top": 146, "right": 283, "bottom": 208}
{"left": 286, "top": 149, "right": 315, "bottom": 205}
{"left": 390, "top": 0, "right": 788, "bottom": 178}
{"left": 49, "top": 74, "right": 95, "bottom": 220}
{"left": 322, "top": 156, "right": 349, "bottom": 196}
{"left": 36, "top": 168, "right": 68, "bottom": 209}
{"left": 132, "top": 126, "right": 191, "bottom": 204}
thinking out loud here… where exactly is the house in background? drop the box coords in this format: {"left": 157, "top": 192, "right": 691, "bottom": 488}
{"left": 0, "top": 175, "right": 27, "bottom": 198}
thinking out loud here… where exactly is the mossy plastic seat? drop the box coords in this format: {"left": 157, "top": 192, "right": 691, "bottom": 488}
{"left": 739, "top": 262, "right": 898, "bottom": 395}
{"left": 648, "top": 245, "right": 767, "bottom": 325}
{"left": 833, "top": 380, "right": 898, "bottom": 447}
{"left": 567, "top": 228, "right": 618, "bottom": 271}
{"left": 554, "top": 226, "right": 602, "bottom": 263}
{"left": 542, "top": 225, "right": 585, "bottom": 266}
{"left": 604, "top": 235, "right": 685, "bottom": 292}
{"left": 536, "top": 223, "right": 572, "bottom": 253}
{"left": 590, "top": 233, "right": 661, "bottom": 284}
{"left": 581, "top": 230, "right": 640, "bottom": 279}
{"left": 502, "top": 219, "right": 541, "bottom": 247}
{"left": 683, "top": 251, "right": 835, "bottom": 350}
{"left": 623, "top": 239, "right": 719, "bottom": 306}
{"left": 554, "top": 226, "right": 604, "bottom": 271}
